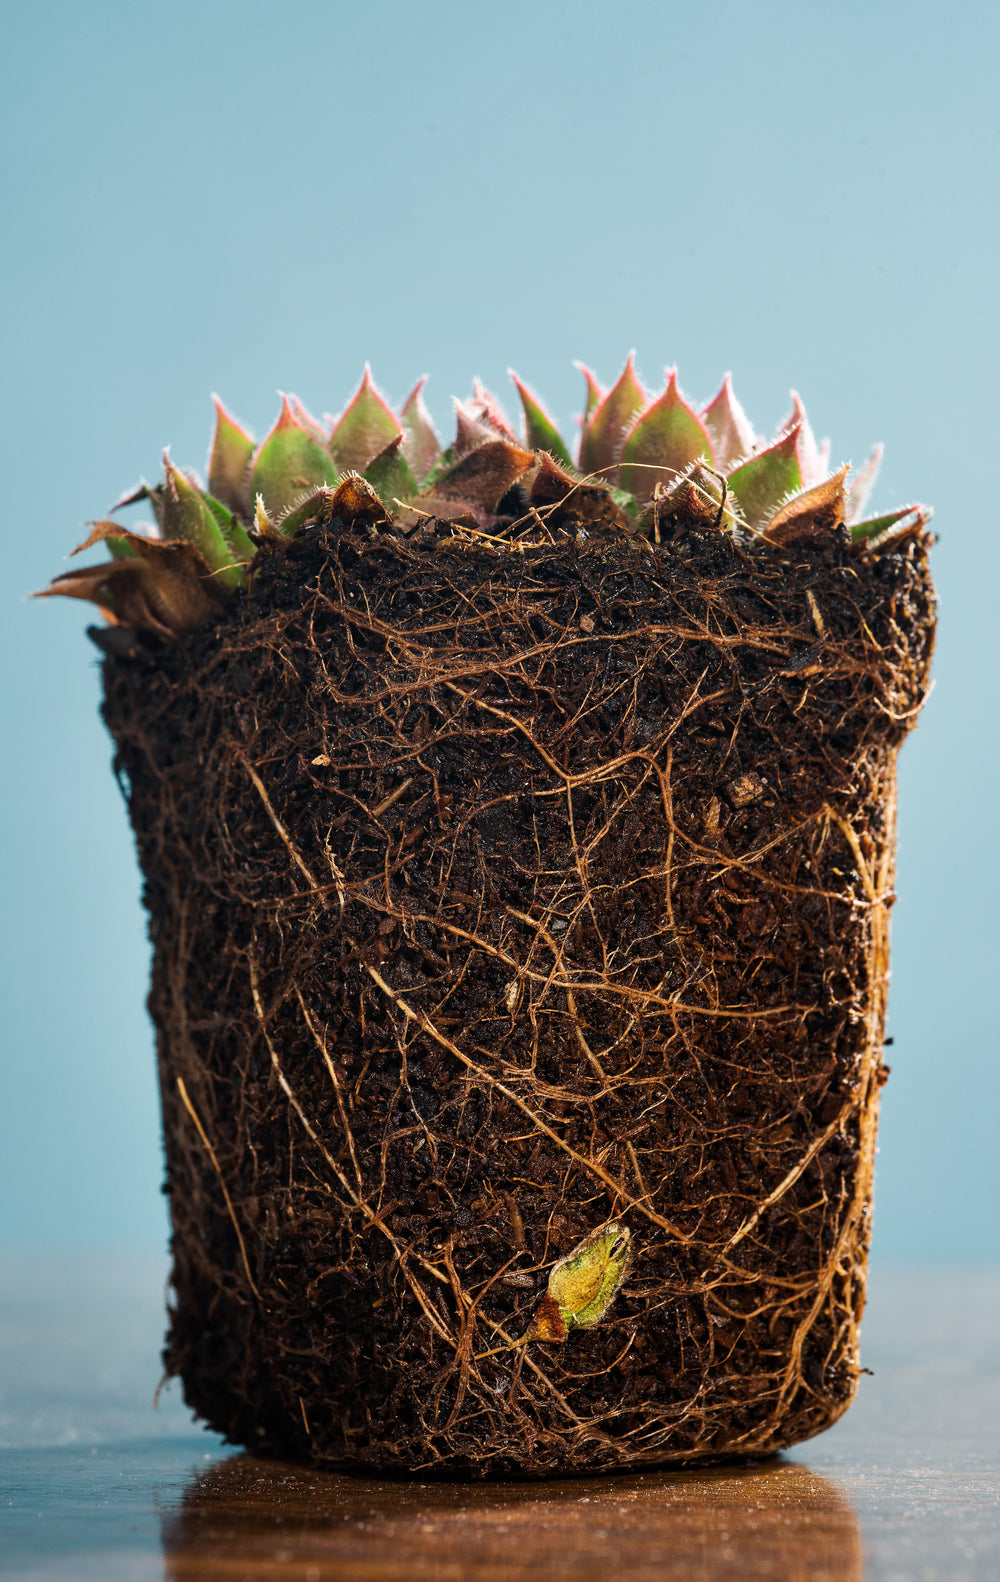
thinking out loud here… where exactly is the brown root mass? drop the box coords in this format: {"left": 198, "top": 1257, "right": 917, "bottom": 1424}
{"left": 102, "top": 508, "right": 934, "bottom": 1477}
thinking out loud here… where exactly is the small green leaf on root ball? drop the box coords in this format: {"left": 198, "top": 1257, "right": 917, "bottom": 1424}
{"left": 528, "top": 1223, "right": 633, "bottom": 1343}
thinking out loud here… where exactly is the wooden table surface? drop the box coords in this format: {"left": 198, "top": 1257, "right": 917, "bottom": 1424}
{"left": 0, "top": 1260, "right": 997, "bottom": 1580}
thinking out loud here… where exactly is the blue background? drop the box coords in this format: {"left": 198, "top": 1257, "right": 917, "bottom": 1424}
{"left": 1, "top": 0, "right": 996, "bottom": 1260}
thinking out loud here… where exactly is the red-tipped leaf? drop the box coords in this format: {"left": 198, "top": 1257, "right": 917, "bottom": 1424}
{"left": 786, "top": 393, "right": 826, "bottom": 487}
{"left": 250, "top": 396, "right": 337, "bottom": 518}
{"left": 846, "top": 445, "right": 884, "bottom": 525}
{"left": 329, "top": 366, "right": 402, "bottom": 474}
{"left": 470, "top": 379, "right": 519, "bottom": 443}
{"left": 702, "top": 374, "right": 755, "bottom": 470}
{"left": 510, "top": 372, "right": 573, "bottom": 467}
{"left": 289, "top": 395, "right": 329, "bottom": 444}
{"left": 207, "top": 397, "right": 254, "bottom": 517}
{"left": 619, "top": 371, "right": 715, "bottom": 504}
{"left": 850, "top": 503, "right": 927, "bottom": 545}
{"left": 162, "top": 456, "right": 244, "bottom": 589}
{"left": 726, "top": 424, "right": 803, "bottom": 530}
{"left": 574, "top": 363, "right": 605, "bottom": 429}
{"left": 452, "top": 402, "right": 496, "bottom": 457}
{"left": 400, "top": 378, "right": 441, "bottom": 482}
{"left": 579, "top": 354, "right": 645, "bottom": 475}
{"left": 365, "top": 434, "right": 418, "bottom": 503}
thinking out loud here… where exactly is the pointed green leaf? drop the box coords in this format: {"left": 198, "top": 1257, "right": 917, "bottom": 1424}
{"left": 509, "top": 372, "right": 573, "bottom": 466}
{"left": 786, "top": 392, "right": 825, "bottom": 487}
{"left": 364, "top": 434, "right": 417, "bottom": 504}
{"left": 579, "top": 354, "right": 646, "bottom": 475}
{"left": 453, "top": 402, "right": 495, "bottom": 456}
{"left": 400, "top": 377, "right": 441, "bottom": 482}
{"left": 203, "top": 491, "right": 256, "bottom": 571}
{"left": 275, "top": 486, "right": 338, "bottom": 538}
{"left": 329, "top": 366, "right": 402, "bottom": 473}
{"left": 106, "top": 535, "right": 139, "bottom": 559}
{"left": 208, "top": 397, "right": 254, "bottom": 517}
{"left": 574, "top": 362, "right": 604, "bottom": 427}
{"left": 619, "top": 370, "right": 715, "bottom": 504}
{"left": 726, "top": 425, "right": 803, "bottom": 530}
{"left": 470, "top": 378, "right": 519, "bottom": 442}
{"left": 607, "top": 486, "right": 639, "bottom": 521}
{"left": 161, "top": 456, "right": 244, "bottom": 590}
{"left": 416, "top": 442, "right": 457, "bottom": 494}
{"left": 850, "top": 504, "right": 924, "bottom": 544}
{"left": 250, "top": 396, "right": 338, "bottom": 518}
{"left": 289, "top": 394, "right": 329, "bottom": 444}
{"left": 846, "top": 445, "right": 884, "bottom": 525}
{"left": 702, "top": 374, "right": 755, "bottom": 470}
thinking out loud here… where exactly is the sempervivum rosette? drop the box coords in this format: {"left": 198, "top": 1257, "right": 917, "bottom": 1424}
{"left": 43, "top": 359, "right": 934, "bottom": 1476}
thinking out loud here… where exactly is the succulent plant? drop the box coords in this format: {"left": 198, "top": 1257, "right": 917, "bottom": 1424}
{"left": 40, "top": 359, "right": 928, "bottom": 637}
{"left": 45, "top": 358, "right": 936, "bottom": 1476}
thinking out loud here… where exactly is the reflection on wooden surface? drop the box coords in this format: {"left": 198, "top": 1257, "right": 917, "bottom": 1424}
{"left": 161, "top": 1453, "right": 861, "bottom": 1582}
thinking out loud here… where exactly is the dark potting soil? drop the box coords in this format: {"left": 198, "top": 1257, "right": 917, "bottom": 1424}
{"left": 102, "top": 508, "right": 935, "bottom": 1476}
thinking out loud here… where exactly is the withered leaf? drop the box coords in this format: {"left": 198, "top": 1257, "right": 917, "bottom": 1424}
{"left": 37, "top": 524, "right": 226, "bottom": 638}
{"left": 763, "top": 466, "right": 849, "bottom": 547}
{"left": 424, "top": 441, "right": 535, "bottom": 514}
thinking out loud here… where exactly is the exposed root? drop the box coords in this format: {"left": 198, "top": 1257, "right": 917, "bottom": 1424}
{"left": 104, "top": 512, "right": 935, "bottom": 1475}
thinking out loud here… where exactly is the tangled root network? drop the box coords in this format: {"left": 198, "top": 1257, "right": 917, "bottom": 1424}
{"left": 104, "top": 506, "right": 935, "bottom": 1476}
